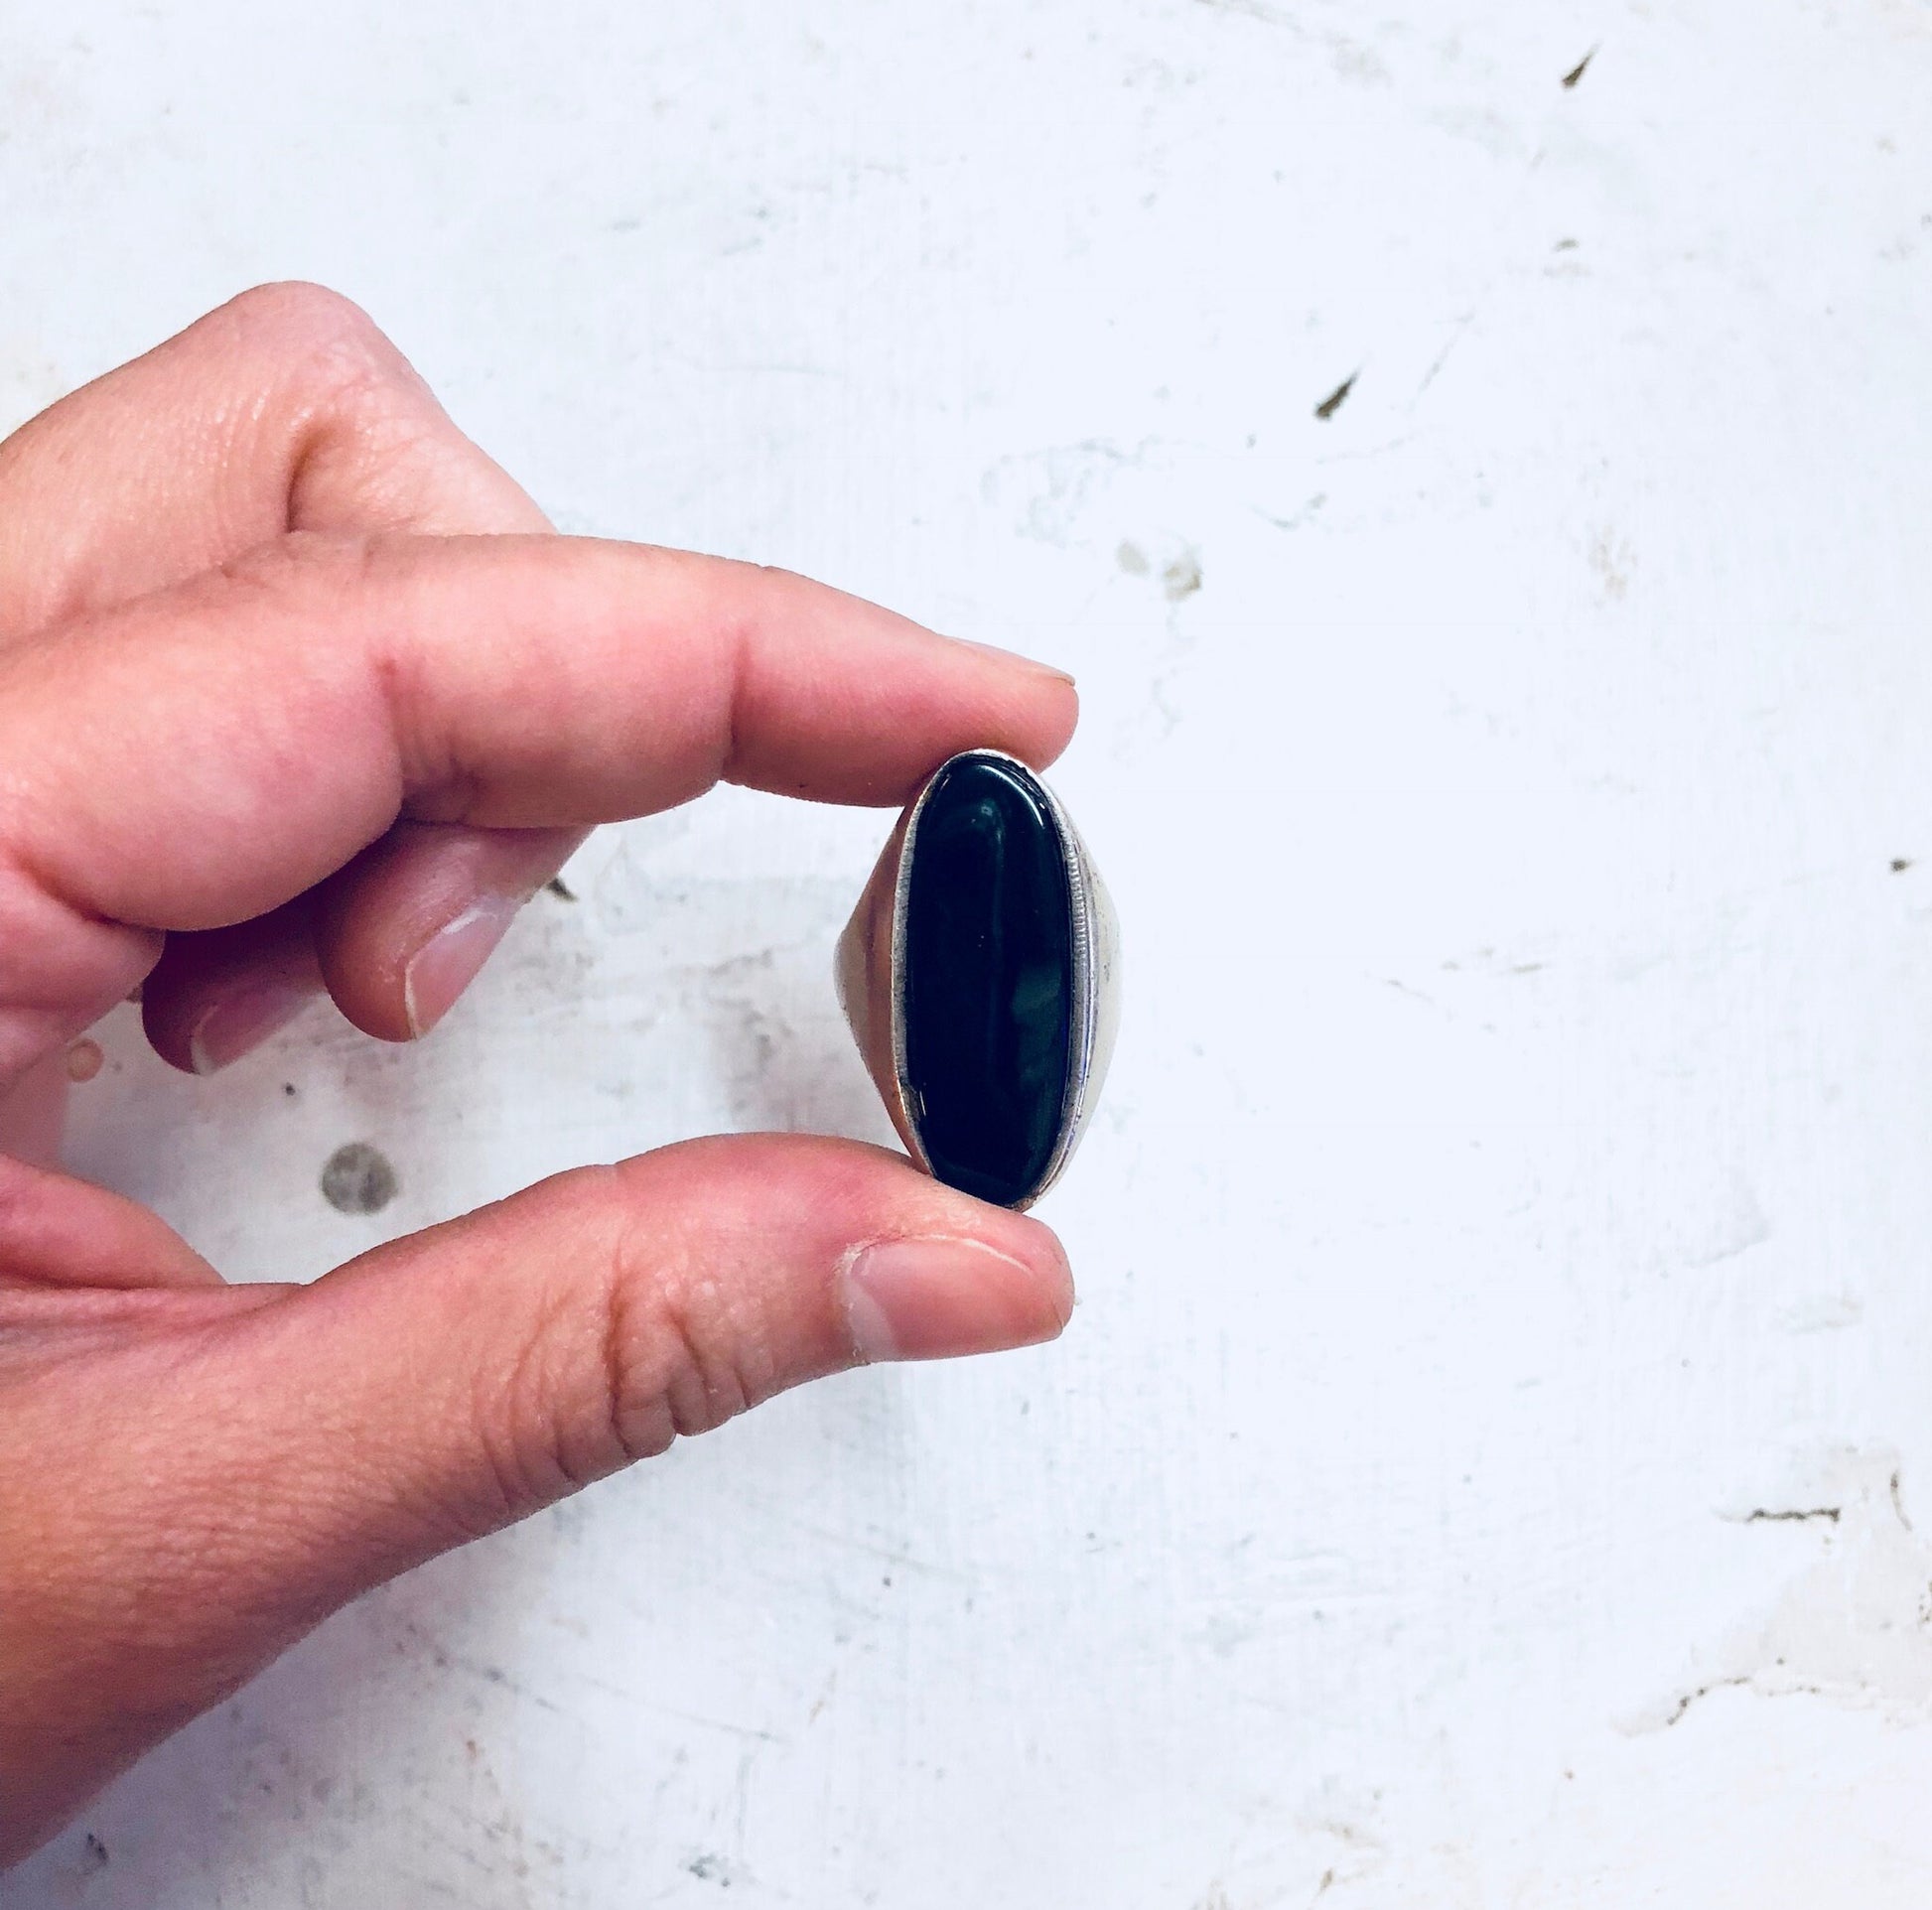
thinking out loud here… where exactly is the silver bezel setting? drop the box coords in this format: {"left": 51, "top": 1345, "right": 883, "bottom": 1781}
{"left": 837, "top": 750, "right": 1118, "bottom": 1210}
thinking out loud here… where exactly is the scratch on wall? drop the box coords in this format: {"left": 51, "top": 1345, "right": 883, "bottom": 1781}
{"left": 1628, "top": 1447, "right": 1932, "bottom": 1734}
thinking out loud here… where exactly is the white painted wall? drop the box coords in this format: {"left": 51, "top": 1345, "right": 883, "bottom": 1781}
{"left": 9, "top": 1, "right": 1932, "bottom": 1902}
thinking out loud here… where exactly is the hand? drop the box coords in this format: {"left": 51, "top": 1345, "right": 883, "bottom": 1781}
{"left": 0, "top": 285, "right": 1077, "bottom": 1866}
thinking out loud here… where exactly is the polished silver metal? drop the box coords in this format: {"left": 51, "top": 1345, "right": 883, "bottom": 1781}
{"left": 836, "top": 750, "right": 1119, "bottom": 1210}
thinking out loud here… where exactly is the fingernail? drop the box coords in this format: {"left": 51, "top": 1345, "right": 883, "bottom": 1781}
{"left": 841, "top": 1234, "right": 1073, "bottom": 1363}
{"left": 189, "top": 984, "right": 310, "bottom": 1076}
{"left": 950, "top": 635, "right": 1077, "bottom": 687}
{"left": 403, "top": 895, "right": 521, "bottom": 1038}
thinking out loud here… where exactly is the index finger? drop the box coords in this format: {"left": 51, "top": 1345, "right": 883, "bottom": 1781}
{"left": 0, "top": 531, "right": 1076, "bottom": 1066}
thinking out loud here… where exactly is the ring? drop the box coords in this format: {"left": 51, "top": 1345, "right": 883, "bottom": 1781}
{"left": 837, "top": 750, "right": 1119, "bottom": 1210}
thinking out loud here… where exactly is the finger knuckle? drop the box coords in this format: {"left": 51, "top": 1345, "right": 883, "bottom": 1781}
{"left": 224, "top": 284, "right": 433, "bottom": 445}
{"left": 585, "top": 1183, "right": 768, "bottom": 1470}
{"left": 460, "top": 1183, "right": 766, "bottom": 1514}
{"left": 225, "top": 281, "right": 390, "bottom": 367}
{"left": 631, "top": 1278, "right": 757, "bottom": 1450}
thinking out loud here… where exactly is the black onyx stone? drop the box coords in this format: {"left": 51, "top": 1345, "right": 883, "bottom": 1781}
{"left": 902, "top": 753, "right": 1075, "bottom": 1206}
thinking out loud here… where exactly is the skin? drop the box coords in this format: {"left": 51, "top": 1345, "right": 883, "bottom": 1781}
{"left": 0, "top": 285, "right": 1078, "bottom": 1866}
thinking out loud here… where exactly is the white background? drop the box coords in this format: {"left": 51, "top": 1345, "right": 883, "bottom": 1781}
{"left": 8, "top": 1, "right": 1932, "bottom": 1903}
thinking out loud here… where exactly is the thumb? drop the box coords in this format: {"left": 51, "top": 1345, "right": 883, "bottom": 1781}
{"left": 1, "top": 1137, "right": 1070, "bottom": 1859}
{"left": 242, "top": 1134, "right": 1073, "bottom": 1586}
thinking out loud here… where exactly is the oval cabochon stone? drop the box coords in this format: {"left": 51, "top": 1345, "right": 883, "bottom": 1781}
{"left": 901, "top": 753, "right": 1075, "bottom": 1206}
